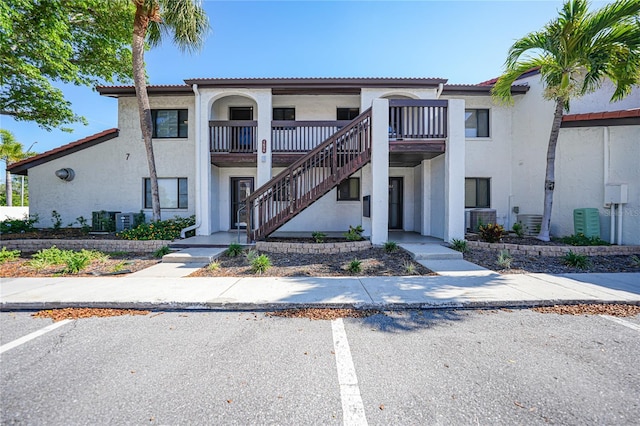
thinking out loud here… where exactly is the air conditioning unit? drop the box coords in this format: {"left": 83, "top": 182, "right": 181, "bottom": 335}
{"left": 469, "top": 209, "right": 497, "bottom": 232}
{"left": 92, "top": 211, "right": 120, "bottom": 232}
{"left": 517, "top": 214, "right": 543, "bottom": 236}
{"left": 115, "top": 212, "right": 136, "bottom": 232}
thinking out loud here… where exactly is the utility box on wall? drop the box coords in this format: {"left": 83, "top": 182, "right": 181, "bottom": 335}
{"left": 604, "top": 184, "right": 628, "bottom": 204}
{"left": 573, "top": 208, "right": 600, "bottom": 238}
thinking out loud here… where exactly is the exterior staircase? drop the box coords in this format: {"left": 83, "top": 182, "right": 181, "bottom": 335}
{"left": 246, "top": 108, "right": 372, "bottom": 241}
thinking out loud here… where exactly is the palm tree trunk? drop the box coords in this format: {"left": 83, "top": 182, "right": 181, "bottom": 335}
{"left": 5, "top": 169, "right": 12, "bottom": 206}
{"left": 537, "top": 98, "right": 565, "bottom": 242}
{"left": 132, "top": 6, "right": 161, "bottom": 222}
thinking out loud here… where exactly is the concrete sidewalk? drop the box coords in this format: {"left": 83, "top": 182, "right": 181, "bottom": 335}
{"left": 1, "top": 268, "right": 638, "bottom": 311}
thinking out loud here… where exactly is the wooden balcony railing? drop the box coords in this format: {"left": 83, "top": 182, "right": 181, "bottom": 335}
{"left": 271, "top": 120, "right": 351, "bottom": 152}
{"left": 388, "top": 99, "right": 447, "bottom": 139}
{"left": 210, "top": 120, "right": 257, "bottom": 153}
{"left": 247, "top": 109, "right": 372, "bottom": 241}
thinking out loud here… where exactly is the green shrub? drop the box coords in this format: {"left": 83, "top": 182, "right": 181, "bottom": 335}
{"left": 344, "top": 225, "right": 364, "bottom": 241}
{"left": 383, "top": 241, "right": 398, "bottom": 253}
{"left": 207, "top": 261, "right": 221, "bottom": 271}
{"left": 51, "top": 210, "right": 62, "bottom": 230}
{"left": 563, "top": 251, "right": 589, "bottom": 269}
{"left": 117, "top": 216, "right": 195, "bottom": 240}
{"left": 31, "top": 246, "right": 67, "bottom": 265}
{"left": 82, "top": 249, "right": 109, "bottom": 263}
{"left": 153, "top": 246, "right": 171, "bottom": 258}
{"left": 111, "top": 261, "right": 129, "bottom": 273}
{"left": 478, "top": 223, "right": 504, "bottom": 243}
{"left": 226, "top": 243, "right": 244, "bottom": 257}
{"left": 450, "top": 238, "right": 468, "bottom": 253}
{"left": 75, "top": 216, "right": 91, "bottom": 233}
{"left": 558, "top": 233, "right": 610, "bottom": 246}
{"left": 403, "top": 260, "right": 416, "bottom": 275}
{"left": 312, "top": 231, "right": 327, "bottom": 243}
{"left": 512, "top": 222, "right": 524, "bottom": 238}
{"left": 0, "top": 214, "right": 38, "bottom": 234}
{"left": 0, "top": 247, "right": 21, "bottom": 263}
{"left": 347, "top": 258, "right": 362, "bottom": 274}
{"left": 497, "top": 249, "right": 513, "bottom": 269}
{"left": 245, "top": 249, "right": 258, "bottom": 262}
{"left": 251, "top": 254, "right": 272, "bottom": 274}
{"left": 63, "top": 251, "right": 92, "bottom": 274}
{"left": 133, "top": 210, "right": 146, "bottom": 227}
{"left": 631, "top": 255, "right": 640, "bottom": 268}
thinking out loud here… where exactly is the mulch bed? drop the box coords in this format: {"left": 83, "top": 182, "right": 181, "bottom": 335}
{"left": 189, "top": 247, "right": 434, "bottom": 277}
{"left": 2, "top": 228, "right": 121, "bottom": 240}
{"left": 532, "top": 304, "right": 640, "bottom": 317}
{"left": 266, "top": 308, "right": 381, "bottom": 320}
{"left": 32, "top": 308, "right": 151, "bottom": 322}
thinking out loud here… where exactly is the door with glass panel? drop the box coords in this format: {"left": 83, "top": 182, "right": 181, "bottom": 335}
{"left": 231, "top": 177, "right": 254, "bottom": 229}
{"left": 388, "top": 177, "right": 403, "bottom": 229}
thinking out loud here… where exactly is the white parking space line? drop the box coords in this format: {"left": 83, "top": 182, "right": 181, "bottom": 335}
{"left": 0, "top": 319, "right": 73, "bottom": 355}
{"left": 331, "top": 318, "right": 368, "bottom": 426}
{"left": 600, "top": 315, "right": 640, "bottom": 332}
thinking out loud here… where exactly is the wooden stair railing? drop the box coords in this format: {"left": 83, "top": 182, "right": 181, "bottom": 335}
{"left": 247, "top": 108, "right": 372, "bottom": 241}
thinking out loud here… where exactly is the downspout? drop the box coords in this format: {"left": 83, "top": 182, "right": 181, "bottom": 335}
{"left": 604, "top": 127, "right": 615, "bottom": 244}
{"left": 180, "top": 83, "right": 202, "bottom": 238}
{"left": 436, "top": 83, "right": 444, "bottom": 98}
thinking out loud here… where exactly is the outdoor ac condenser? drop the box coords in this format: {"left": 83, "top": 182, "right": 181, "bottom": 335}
{"left": 115, "top": 213, "right": 136, "bottom": 232}
{"left": 469, "top": 209, "right": 497, "bottom": 232}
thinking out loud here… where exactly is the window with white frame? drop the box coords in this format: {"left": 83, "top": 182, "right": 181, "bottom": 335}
{"left": 144, "top": 178, "right": 188, "bottom": 209}
{"left": 465, "top": 178, "right": 490, "bottom": 208}
{"left": 151, "top": 109, "right": 188, "bottom": 138}
{"left": 465, "top": 109, "right": 489, "bottom": 138}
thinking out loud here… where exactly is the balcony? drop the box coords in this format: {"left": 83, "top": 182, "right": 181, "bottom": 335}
{"left": 210, "top": 100, "right": 447, "bottom": 167}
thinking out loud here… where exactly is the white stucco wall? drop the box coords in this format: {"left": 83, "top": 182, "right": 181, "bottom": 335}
{"left": 272, "top": 95, "right": 360, "bottom": 120}
{"left": 569, "top": 80, "right": 640, "bottom": 115}
{"left": 430, "top": 156, "right": 445, "bottom": 239}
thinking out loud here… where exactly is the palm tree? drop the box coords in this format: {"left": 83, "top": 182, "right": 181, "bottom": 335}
{"left": 492, "top": 0, "right": 640, "bottom": 241}
{"left": 0, "top": 130, "right": 28, "bottom": 206}
{"left": 131, "top": 0, "right": 209, "bottom": 221}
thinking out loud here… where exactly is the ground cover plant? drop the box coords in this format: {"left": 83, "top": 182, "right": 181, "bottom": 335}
{"left": 118, "top": 216, "right": 195, "bottom": 241}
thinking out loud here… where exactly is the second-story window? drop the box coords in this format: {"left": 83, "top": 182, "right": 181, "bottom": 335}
{"left": 152, "top": 109, "right": 188, "bottom": 138}
{"left": 465, "top": 109, "right": 490, "bottom": 138}
{"left": 273, "top": 107, "right": 295, "bottom": 120}
{"left": 337, "top": 108, "right": 359, "bottom": 120}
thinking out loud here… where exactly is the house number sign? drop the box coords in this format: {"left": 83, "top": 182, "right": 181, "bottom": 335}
{"left": 262, "top": 139, "right": 267, "bottom": 153}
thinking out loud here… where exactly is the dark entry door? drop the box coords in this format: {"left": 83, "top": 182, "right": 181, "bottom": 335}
{"left": 229, "top": 107, "right": 254, "bottom": 152}
{"left": 389, "top": 177, "right": 403, "bottom": 229}
{"left": 231, "top": 177, "right": 254, "bottom": 229}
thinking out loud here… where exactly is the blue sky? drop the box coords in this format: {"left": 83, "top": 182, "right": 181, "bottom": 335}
{"left": 2, "top": 0, "right": 608, "bottom": 158}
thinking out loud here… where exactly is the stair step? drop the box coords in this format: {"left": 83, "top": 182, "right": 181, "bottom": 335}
{"left": 399, "top": 244, "right": 463, "bottom": 260}
{"left": 162, "top": 248, "right": 226, "bottom": 263}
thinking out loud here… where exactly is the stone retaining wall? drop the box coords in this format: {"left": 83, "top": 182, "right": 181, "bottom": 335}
{"left": 1, "top": 239, "right": 167, "bottom": 253}
{"left": 467, "top": 241, "right": 640, "bottom": 257}
{"left": 256, "top": 240, "right": 371, "bottom": 254}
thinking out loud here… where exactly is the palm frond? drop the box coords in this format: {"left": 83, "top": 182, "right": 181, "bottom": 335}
{"left": 159, "top": 0, "right": 210, "bottom": 53}
{"left": 492, "top": 59, "right": 545, "bottom": 104}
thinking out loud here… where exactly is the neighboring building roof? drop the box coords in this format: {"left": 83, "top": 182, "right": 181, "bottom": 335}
{"left": 561, "top": 108, "right": 640, "bottom": 128}
{"left": 97, "top": 84, "right": 192, "bottom": 97}
{"left": 7, "top": 128, "right": 119, "bottom": 176}
{"left": 478, "top": 67, "right": 541, "bottom": 86}
{"left": 442, "top": 84, "right": 529, "bottom": 96}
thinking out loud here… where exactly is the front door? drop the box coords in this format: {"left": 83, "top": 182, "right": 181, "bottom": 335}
{"left": 231, "top": 177, "right": 254, "bottom": 229}
{"left": 389, "top": 177, "right": 403, "bottom": 229}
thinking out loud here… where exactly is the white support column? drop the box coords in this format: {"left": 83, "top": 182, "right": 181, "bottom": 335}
{"left": 444, "top": 99, "right": 465, "bottom": 242}
{"left": 255, "top": 90, "right": 273, "bottom": 187}
{"left": 194, "top": 84, "right": 212, "bottom": 235}
{"left": 421, "top": 159, "right": 431, "bottom": 236}
{"left": 369, "top": 98, "right": 389, "bottom": 245}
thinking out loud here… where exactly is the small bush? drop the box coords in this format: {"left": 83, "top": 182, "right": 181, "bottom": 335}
{"left": 226, "top": 243, "right": 244, "bottom": 257}
{"left": 51, "top": 210, "right": 62, "bottom": 230}
{"left": 344, "top": 225, "right": 364, "bottom": 241}
{"left": 153, "top": 246, "right": 171, "bottom": 258}
{"left": 245, "top": 249, "right": 258, "bottom": 262}
{"left": 63, "top": 251, "right": 92, "bottom": 274}
{"left": 118, "top": 216, "right": 196, "bottom": 240}
{"left": 251, "top": 254, "right": 272, "bottom": 274}
{"left": 111, "top": 261, "right": 129, "bottom": 273}
{"left": 383, "top": 241, "right": 398, "bottom": 253}
{"left": 0, "top": 214, "right": 38, "bottom": 234}
{"left": 207, "top": 261, "right": 221, "bottom": 271}
{"left": 0, "top": 247, "right": 21, "bottom": 263}
{"left": 558, "top": 233, "right": 610, "bottom": 246}
{"left": 497, "top": 249, "right": 513, "bottom": 269}
{"left": 403, "top": 260, "right": 416, "bottom": 275}
{"left": 563, "top": 251, "right": 589, "bottom": 269}
{"left": 75, "top": 216, "right": 91, "bottom": 233}
{"left": 347, "top": 259, "right": 362, "bottom": 274}
{"left": 450, "top": 238, "right": 468, "bottom": 253}
{"left": 312, "top": 231, "right": 327, "bottom": 243}
{"left": 478, "top": 223, "right": 504, "bottom": 243}
{"left": 512, "top": 222, "right": 524, "bottom": 238}
{"left": 31, "top": 246, "right": 67, "bottom": 265}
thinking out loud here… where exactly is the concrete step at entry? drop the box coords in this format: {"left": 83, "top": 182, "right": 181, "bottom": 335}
{"left": 399, "top": 243, "right": 463, "bottom": 260}
{"left": 163, "top": 248, "right": 226, "bottom": 264}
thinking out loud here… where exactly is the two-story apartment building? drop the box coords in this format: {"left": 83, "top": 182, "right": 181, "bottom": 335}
{"left": 8, "top": 75, "right": 640, "bottom": 245}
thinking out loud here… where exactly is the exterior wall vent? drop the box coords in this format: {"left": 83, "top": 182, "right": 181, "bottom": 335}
{"left": 469, "top": 209, "right": 497, "bottom": 232}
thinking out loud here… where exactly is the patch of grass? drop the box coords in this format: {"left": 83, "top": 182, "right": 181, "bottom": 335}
{"left": 251, "top": 254, "right": 272, "bottom": 274}
{"left": 311, "top": 231, "right": 326, "bottom": 243}
{"left": 153, "top": 246, "right": 171, "bottom": 258}
{"left": 450, "top": 238, "right": 468, "bottom": 253}
{"left": 0, "top": 247, "right": 21, "bottom": 263}
{"left": 563, "top": 251, "right": 589, "bottom": 269}
{"left": 496, "top": 249, "right": 513, "bottom": 269}
{"left": 347, "top": 258, "right": 362, "bottom": 274}
{"left": 403, "top": 260, "right": 416, "bottom": 275}
{"left": 383, "top": 241, "right": 398, "bottom": 253}
{"left": 558, "top": 233, "right": 610, "bottom": 246}
{"left": 226, "top": 243, "right": 244, "bottom": 257}
{"left": 207, "top": 261, "right": 221, "bottom": 271}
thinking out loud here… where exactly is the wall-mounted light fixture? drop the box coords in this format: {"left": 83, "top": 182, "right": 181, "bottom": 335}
{"left": 55, "top": 168, "right": 75, "bottom": 182}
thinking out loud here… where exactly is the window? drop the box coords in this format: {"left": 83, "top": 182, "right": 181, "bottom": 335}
{"left": 273, "top": 107, "right": 295, "bottom": 121}
{"left": 465, "top": 178, "right": 490, "bottom": 208}
{"left": 144, "top": 178, "right": 188, "bottom": 209}
{"left": 337, "top": 178, "right": 360, "bottom": 201}
{"left": 337, "top": 108, "right": 359, "bottom": 120}
{"left": 229, "top": 107, "right": 253, "bottom": 120}
{"left": 465, "top": 109, "right": 489, "bottom": 138}
{"left": 152, "top": 109, "right": 188, "bottom": 138}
